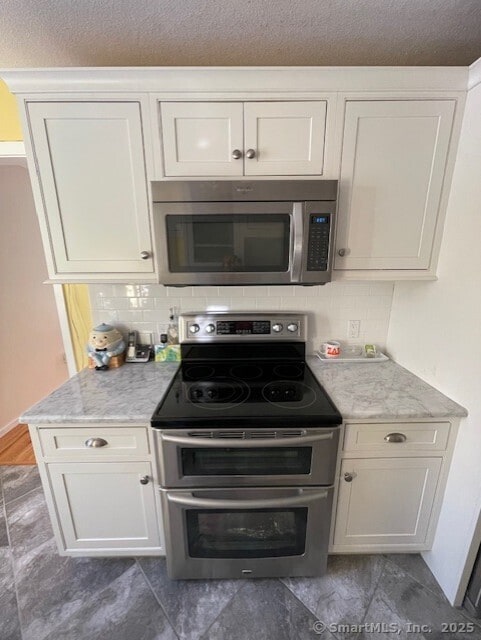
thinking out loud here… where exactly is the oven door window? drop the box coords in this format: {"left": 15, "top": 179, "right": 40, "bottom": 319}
{"left": 186, "top": 508, "right": 307, "bottom": 558}
{"left": 166, "top": 214, "right": 290, "bottom": 273}
{"left": 182, "top": 447, "right": 312, "bottom": 476}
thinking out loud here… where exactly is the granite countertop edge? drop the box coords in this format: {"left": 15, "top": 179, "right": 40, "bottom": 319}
{"left": 20, "top": 357, "right": 467, "bottom": 425}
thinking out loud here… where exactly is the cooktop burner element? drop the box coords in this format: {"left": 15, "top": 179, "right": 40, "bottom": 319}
{"left": 151, "top": 313, "right": 342, "bottom": 429}
{"left": 272, "top": 363, "right": 304, "bottom": 379}
{"left": 183, "top": 365, "right": 216, "bottom": 380}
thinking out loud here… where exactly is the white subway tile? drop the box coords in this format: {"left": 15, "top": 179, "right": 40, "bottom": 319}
{"left": 179, "top": 297, "right": 208, "bottom": 312}
{"left": 102, "top": 297, "right": 130, "bottom": 310}
{"left": 243, "top": 286, "right": 268, "bottom": 297}
{"left": 167, "top": 287, "right": 193, "bottom": 298}
{"left": 268, "top": 286, "right": 295, "bottom": 297}
{"left": 154, "top": 298, "right": 180, "bottom": 310}
{"left": 95, "top": 310, "right": 119, "bottom": 323}
{"left": 221, "top": 286, "right": 245, "bottom": 297}
{"left": 128, "top": 298, "right": 155, "bottom": 310}
{"left": 229, "top": 298, "right": 258, "bottom": 310}
{"left": 193, "top": 287, "right": 220, "bottom": 297}
{"left": 257, "top": 297, "right": 281, "bottom": 309}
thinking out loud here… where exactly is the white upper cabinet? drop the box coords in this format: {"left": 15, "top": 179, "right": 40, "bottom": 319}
{"left": 26, "top": 101, "right": 155, "bottom": 281}
{"left": 160, "top": 101, "right": 327, "bottom": 177}
{"left": 335, "top": 100, "right": 456, "bottom": 273}
{"left": 160, "top": 102, "right": 244, "bottom": 176}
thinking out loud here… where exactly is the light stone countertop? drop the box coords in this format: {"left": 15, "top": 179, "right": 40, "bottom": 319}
{"left": 20, "top": 362, "right": 179, "bottom": 424}
{"left": 21, "top": 357, "right": 467, "bottom": 425}
{"left": 307, "top": 356, "right": 467, "bottom": 420}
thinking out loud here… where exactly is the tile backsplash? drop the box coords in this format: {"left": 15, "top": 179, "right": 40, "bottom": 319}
{"left": 89, "top": 282, "right": 394, "bottom": 355}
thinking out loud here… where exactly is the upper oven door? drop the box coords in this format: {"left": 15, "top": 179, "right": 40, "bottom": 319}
{"left": 157, "top": 427, "right": 340, "bottom": 488}
{"left": 154, "top": 201, "right": 303, "bottom": 285}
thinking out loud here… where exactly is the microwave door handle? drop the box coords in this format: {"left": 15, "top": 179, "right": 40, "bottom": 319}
{"left": 161, "top": 431, "right": 334, "bottom": 448}
{"left": 290, "top": 202, "right": 304, "bottom": 283}
{"left": 167, "top": 489, "right": 329, "bottom": 510}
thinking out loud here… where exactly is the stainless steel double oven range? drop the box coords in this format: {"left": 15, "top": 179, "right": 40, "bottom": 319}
{"left": 151, "top": 313, "right": 341, "bottom": 580}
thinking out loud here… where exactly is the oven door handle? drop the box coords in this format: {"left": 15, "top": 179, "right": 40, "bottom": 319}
{"left": 166, "top": 489, "right": 328, "bottom": 510}
{"left": 161, "top": 431, "right": 334, "bottom": 448}
{"left": 290, "top": 202, "right": 304, "bottom": 283}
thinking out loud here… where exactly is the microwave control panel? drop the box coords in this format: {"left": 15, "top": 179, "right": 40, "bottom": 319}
{"left": 306, "top": 214, "right": 331, "bottom": 271}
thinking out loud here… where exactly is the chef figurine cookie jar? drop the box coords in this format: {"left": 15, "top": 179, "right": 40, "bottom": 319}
{"left": 87, "top": 323, "right": 126, "bottom": 370}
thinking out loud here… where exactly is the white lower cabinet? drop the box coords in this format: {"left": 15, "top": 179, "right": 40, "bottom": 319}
{"left": 47, "top": 461, "right": 160, "bottom": 553}
{"left": 30, "top": 424, "right": 164, "bottom": 556}
{"left": 334, "top": 457, "right": 442, "bottom": 549}
{"left": 331, "top": 420, "right": 459, "bottom": 553}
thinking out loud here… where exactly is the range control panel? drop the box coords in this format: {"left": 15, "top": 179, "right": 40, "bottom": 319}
{"left": 179, "top": 313, "right": 306, "bottom": 343}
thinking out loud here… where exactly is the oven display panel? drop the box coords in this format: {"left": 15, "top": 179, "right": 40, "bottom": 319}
{"left": 217, "top": 321, "right": 271, "bottom": 335}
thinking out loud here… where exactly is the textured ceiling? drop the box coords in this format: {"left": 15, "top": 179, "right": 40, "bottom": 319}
{"left": 1, "top": 0, "right": 481, "bottom": 68}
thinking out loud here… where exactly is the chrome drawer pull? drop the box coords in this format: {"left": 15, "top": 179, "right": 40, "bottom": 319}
{"left": 139, "top": 475, "right": 150, "bottom": 485}
{"left": 85, "top": 437, "right": 108, "bottom": 448}
{"left": 384, "top": 432, "right": 407, "bottom": 443}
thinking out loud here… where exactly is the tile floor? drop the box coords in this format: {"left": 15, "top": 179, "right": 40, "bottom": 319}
{"left": 1, "top": 464, "right": 480, "bottom": 640}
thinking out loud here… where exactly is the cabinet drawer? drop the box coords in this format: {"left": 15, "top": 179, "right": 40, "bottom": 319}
{"left": 38, "top": 427, "right": 150, "bottom": 459}
{"left": 343, "top": 422, "right": 450, "bottom": 453}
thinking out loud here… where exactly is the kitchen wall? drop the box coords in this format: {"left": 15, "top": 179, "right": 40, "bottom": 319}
{"left": 0, "top": 80, "right": 22, "bottom": 141}
{"left": 0, "top": 166, "right": 68, "bottom": 434}
{"left": 387, "top": 60, "right": 481, "bottom": 605}
{"left": 89, "top": 281, "right": 394, "bottom": 354}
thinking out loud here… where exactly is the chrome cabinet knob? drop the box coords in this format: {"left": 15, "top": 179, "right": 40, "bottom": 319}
{"left": 287, "top": 323, "right": 298, "bottom": 333}
{"left": 245, "top": 149, "right": 256, "bottom": 159}
{"left": 140, "top": 251, "right": 151, "bottom": 260}
{"left": 337, "top": 248, "right": 346, "bottom": 257}
{"left": 272, "top": 323, "right": 283, "bottom": 333}
{"left": 189, "top": 324, "right": 200, "bottom": 334}
{"left": 384, "top": 432, "right": 407, "bottom": 443}
{"left": 344, "top": 472, "right": 354, "bottom": 482}
{"left": 85, "top": 437, "right": 108, "bottom": 448}
{"left": 139, "top": 475, "right": 149, "bottom": 485}
{"left": 205, "top": 324, "right": 215, "bottom": 334}
{"left": 232, "top": 149, "right": 242, "bottom": 159}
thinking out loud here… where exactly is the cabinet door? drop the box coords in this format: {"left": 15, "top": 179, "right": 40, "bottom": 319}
{"left": 160, "top": 102, "right": 244, "bottom": 176}
{"left": 47, "top": 461, "right": 161, "bottom": 552}
{"left": 244, "top": 102, "right": 327, "bottom": 176}
{"left": 27, "top": 101, "right": 154, "bottom": 277}
{"left": 334, "top": 457, "right": 442, "bottom": 548}
{"left": 335, "top": 100, "right": 455, "bottom": 270}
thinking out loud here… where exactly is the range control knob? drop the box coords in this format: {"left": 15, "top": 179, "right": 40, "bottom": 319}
{"left": 189, "top": 323, "right": 200, "bottom": 334}
{"left": 272, "top": 323, "right": 283, "bottom": 333}
{"left": 205, "top": 324, "right": 215, "bottom": 334}
{"left": 287, "top": 323, "right": 299, "bottom": 333}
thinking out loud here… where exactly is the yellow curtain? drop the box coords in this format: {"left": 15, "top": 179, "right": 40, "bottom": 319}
{"left": 0, "top": 79, "right": 23, "bottom": 141}
{"left": 62, "top": 284, "right": 93, "bottom": 371}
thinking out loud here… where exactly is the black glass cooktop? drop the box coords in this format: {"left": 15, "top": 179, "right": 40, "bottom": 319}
{"left": 151, "top": 346, "right": 341, "bottom": 429}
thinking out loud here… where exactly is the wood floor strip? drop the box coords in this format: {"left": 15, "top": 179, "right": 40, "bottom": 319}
{"left": 0, "top": 424, "right": 36, "bottom": 465}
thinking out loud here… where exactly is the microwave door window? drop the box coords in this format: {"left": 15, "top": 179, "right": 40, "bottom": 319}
{"left": 166, "top": 215, "right": 290, "bottom": 273}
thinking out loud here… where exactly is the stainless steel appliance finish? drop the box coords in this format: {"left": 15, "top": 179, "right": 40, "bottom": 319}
{"left": 157, "top": 427, "right": 339, "bottom": 488}
{"left": 152, "top": 180, "right": 337, "bottom": 286}
{"left": 152, "top": 312, "right": 341, "bottom": 580}
{"left": 179, "top": 312, "right": 306, "bottom": 343}
{"left": 161, "top": 486, "right": 334, "bottom": 580}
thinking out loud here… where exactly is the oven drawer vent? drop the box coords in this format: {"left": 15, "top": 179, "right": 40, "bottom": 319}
{"left": 187, "top": 430, "right": 305, "bottom": 440}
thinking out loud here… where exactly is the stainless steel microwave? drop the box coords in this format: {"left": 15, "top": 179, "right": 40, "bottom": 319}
{"left": 152, "top": 180, "right": 337, "bottom": 286}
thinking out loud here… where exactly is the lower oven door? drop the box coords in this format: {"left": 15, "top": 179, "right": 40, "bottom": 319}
{"left": 161, "top": 486, "right": 333, "bottom": 579}
{"left": 157, "top": 427, "right": 340, "bottom": 488}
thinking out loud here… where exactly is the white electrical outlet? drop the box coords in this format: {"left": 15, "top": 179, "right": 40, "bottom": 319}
{"left": 348, "top": 320, "right": 360, "bottom": 339}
